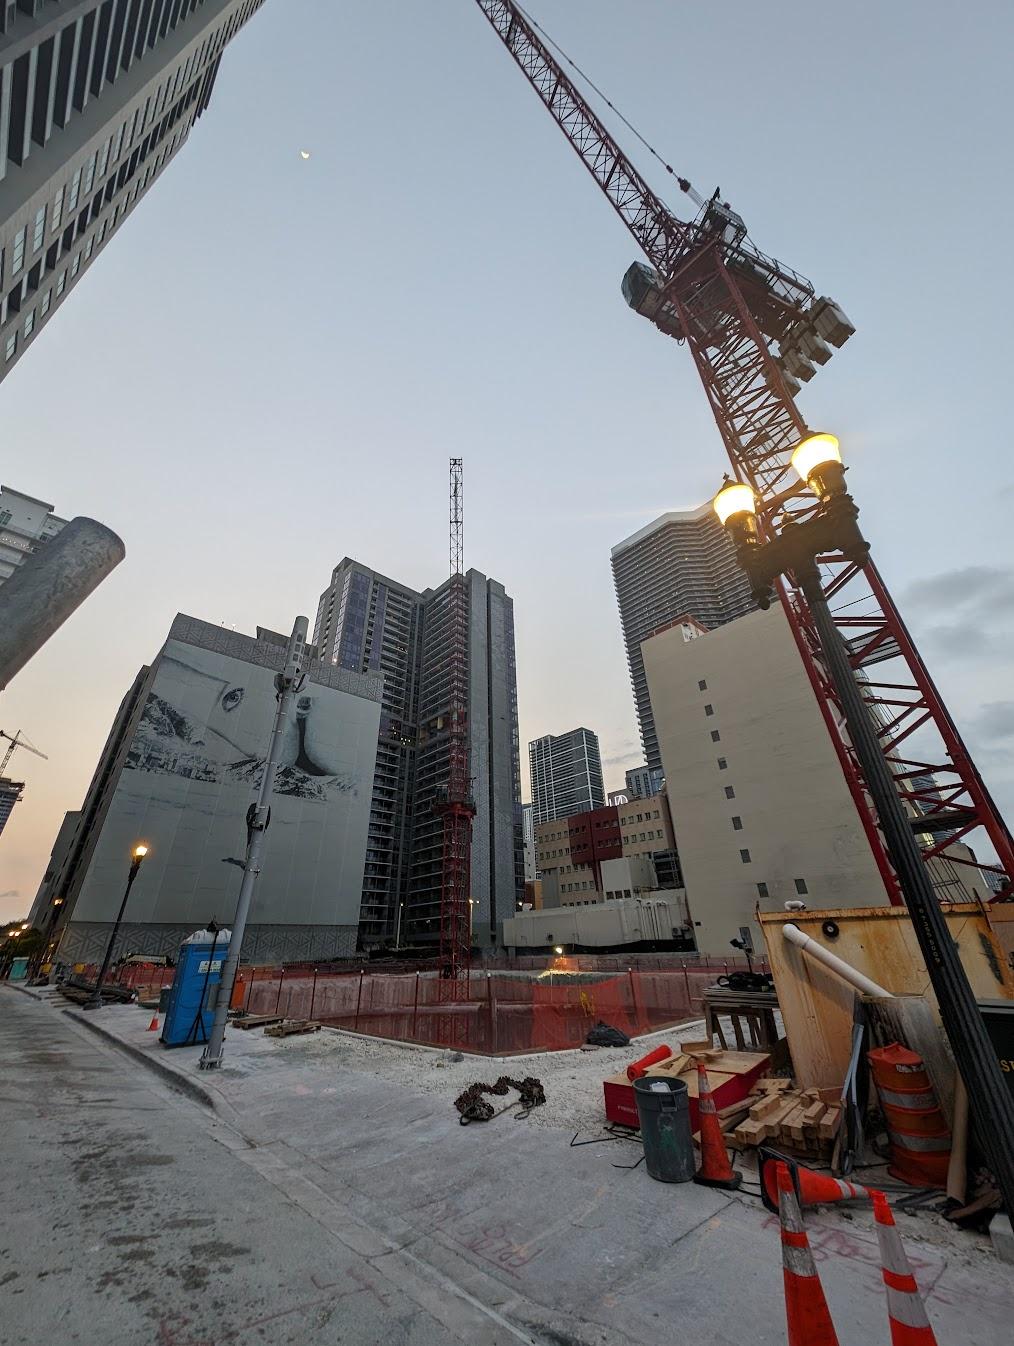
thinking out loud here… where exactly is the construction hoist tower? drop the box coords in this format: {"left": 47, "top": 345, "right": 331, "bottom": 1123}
{"left": 432, "top": 458, "right": 477, "bottom": 999}
{"left": 472, "top": 0, "right": 1013, "bottom": 900}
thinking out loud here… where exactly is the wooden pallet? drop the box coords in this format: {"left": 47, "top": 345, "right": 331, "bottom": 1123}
{"left": 729, "top": 1078, "right": 841, "bottom": 1156}
{"left": 263, "top": 1019, "right": 321, "bottom": 1038}
{"left": 232, "top": 1014, "right": 285, "bottom": 1030}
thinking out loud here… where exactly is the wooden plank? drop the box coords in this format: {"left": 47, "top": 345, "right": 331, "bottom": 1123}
{"left": 749, "top": 1092, "right": 787, "bottom": 1121}
{"left": 758, "top": 1077, "right": 793, "bottom": 1092}
{"left": 818, "top": 1106, "right": 841, "bottom": 1141}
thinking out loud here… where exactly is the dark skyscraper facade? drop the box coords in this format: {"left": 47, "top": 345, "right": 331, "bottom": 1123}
{"left": 314, "top": 560, "right": 523, "bottom": 950}
{"left": 1, "top": 0, "right": 265, "bottom": 382}
{"left": 611, "top": 504, "right": 755, "bottom": 774}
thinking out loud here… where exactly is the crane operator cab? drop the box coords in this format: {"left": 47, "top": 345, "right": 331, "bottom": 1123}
{"left": 701, "top": 197, "right": 748, "bottom": 248}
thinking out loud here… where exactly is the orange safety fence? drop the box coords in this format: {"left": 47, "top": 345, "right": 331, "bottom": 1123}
{"left": 231, "top": 962, "right": 722, "bottom": 1055}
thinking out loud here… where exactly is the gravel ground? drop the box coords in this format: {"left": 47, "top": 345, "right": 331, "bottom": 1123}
{"left": 216, "top": 1014, "right": 709, "bottom": 1136}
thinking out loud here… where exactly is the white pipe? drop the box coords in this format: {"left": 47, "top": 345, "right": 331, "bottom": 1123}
{"left": 782, "top": 923, "right": 893, "bottom": 999}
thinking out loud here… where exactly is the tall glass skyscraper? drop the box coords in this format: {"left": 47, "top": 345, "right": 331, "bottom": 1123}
{"left": 611, "top": 504, "right": 755, "bottom": 774}
{"left": 528, "top": 727, "right": 605, "bottom": 826}
{"left": 0, "top": 0, "right": 266, "bottom": 382}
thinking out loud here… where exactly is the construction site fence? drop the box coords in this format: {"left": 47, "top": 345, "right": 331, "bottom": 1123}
{"left": 232, "top": 963, "right": 733, "bottom": 1055}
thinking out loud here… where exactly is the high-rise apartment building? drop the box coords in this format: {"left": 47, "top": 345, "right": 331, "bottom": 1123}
{"left": 625, "top": 764, "right": 663, "bottom": 801}
{"left": 0, "top": 483, "right": 66, "bottom": 583}
{"left": 521, "top": 801, "right": 536, "bottom": 882}
{"left": 313, "top": 561, "right": 523, "bottom": 950}
{"left": 529, "top": 727, "right": 605, "bottom": 826}
{"left": 611, "top": 504, "right": 755, "bottom": 773}
{"left": 0, "top": 0, "right": 266, "bottom": 382}
{"left": 0, "top": 774, "right": 23, "bottom": 841}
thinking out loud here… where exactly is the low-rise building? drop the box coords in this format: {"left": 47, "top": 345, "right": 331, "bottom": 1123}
{"left": 534, "top": 792, "right": 681, "bottom": 907}
{"left": 501, "top": 890, "right": 691, "bottom": 953}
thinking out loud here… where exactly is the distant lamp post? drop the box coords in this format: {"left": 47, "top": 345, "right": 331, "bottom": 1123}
{"left": 713, "top": 433, "right": 1014, "bottom": 1216}
{"left": 468, "top": 899, "right": 478, "bottom": 948}
{"left": 554, "top": 945, "right": 564, "bottom": 956}
{"left": 395, "top": 902, "right": 405, "bottom": 948}
{"left": 83, "top": 844, "right": 149, "bottom": 1010}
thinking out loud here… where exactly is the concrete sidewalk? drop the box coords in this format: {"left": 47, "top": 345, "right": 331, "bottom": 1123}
{"left": 49, "top": 994, "right": 1014, "bottom": 1346}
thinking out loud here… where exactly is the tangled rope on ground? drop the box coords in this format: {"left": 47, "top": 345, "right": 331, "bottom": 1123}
{"left": 454, "top": 1075, "right": 547, "bottom": 1125}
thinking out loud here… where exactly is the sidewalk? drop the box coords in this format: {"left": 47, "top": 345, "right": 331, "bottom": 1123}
{"left": 47, "top": 995, "right": 1014, "bottom": 1345}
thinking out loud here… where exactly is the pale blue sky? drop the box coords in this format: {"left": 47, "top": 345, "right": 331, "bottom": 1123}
{"left": 3, "top": 0, "right": 1013, "bottom": 919}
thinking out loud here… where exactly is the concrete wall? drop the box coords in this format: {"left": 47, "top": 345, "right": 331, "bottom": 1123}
{"left": 58, "top": 617, "right": 381, "bottom": 965}
{"left": 643, "top": 605, "right": 888, "bottom": 955}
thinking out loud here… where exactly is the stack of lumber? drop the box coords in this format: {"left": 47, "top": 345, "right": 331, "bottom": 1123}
{"left": 263, "top": 1019, "right": 320, "bottom": 1038}
{"left": 724, "top": 1078, "right": 842, "bottom": 1157}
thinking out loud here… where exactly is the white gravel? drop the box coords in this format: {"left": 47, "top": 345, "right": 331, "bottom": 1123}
{"left": 300, "top": 1017, "right": 709, "bottom": 1135}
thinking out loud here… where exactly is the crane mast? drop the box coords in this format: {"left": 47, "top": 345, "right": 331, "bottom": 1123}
{"left": 433, "top": 458, "right": 476, "bottom": 997}
{"left": 473, "top": 0, "right": 1013, "bottom": 898}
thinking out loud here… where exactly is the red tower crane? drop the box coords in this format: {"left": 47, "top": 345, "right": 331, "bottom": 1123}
{"left": 432, "top": 458, "right": 477, "bottom": 998}
{"left": 472, "top": 0, "right": 1013, "bottom": 899}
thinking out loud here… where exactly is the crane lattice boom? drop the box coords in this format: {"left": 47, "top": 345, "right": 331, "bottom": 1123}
{"left": 473, "top": 0, "right": 1014, "bottom": 897}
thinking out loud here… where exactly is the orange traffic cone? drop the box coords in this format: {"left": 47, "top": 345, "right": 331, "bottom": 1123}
{"left": 147, "top": 1014, "right": 159, "bottom": 1032}
{"left": 873, "top": 1190, "right": 939, "bottom": 1345}
{"left": 759, "top": 1149, "right": 876, "bottom": 1214}
{"left": 777, "top": 1161, "right": 840, "bottom": 1346}
{"left": 693, "top": 1061, "right": 741, "bottom": 1190}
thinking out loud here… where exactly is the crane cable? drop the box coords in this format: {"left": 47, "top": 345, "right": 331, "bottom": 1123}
{"left": 513, "top": 2, "right": 706, "bottom": 209}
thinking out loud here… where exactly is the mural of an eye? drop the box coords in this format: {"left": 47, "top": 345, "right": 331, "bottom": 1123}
{"left": 221, "top": 687, "right": 244, "bottom": 713}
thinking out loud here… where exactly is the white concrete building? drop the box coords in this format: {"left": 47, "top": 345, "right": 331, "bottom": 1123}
{"left": 0, "top": 484, "right": 66, "bottom": 585}
{"left": 642, "top": 605, "right": 888, "bottom": 955}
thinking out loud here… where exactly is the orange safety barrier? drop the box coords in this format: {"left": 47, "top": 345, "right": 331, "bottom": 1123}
{"left": 626, "top": 1044, "right": 673, "bottom": 1080}
{"left": 868, "top": 1044, "right": 951, "bottom": 1188}
{"left": 758, "top": 1151, "right": 877, "bottom": 1214}
{"left": 873, "top": 1190, "right": 940, "bottom": 1345}
{"left": 777, "top": 1162, "right": 841, "bottom": 1346}
{"left": 693, "top": 1062, "right": 741, "bottom": 1190}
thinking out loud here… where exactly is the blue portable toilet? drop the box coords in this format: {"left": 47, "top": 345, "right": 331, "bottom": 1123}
{"left": 161, "top": 927, "right": 231, "bottom": 1048}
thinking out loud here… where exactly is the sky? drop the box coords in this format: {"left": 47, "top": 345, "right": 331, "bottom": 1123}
{"left": 2, "top": 0, "right": 1014, "bottom": 922}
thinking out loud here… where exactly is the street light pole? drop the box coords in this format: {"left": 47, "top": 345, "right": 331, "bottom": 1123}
{"left": 84, "top": 844, "right": 148, "bottom": 1009}
{"left": 715, "top": 434, "right": 1014, "bottom": 1215}
{"left": 200, "top": 616, "right": 308, "bottom": 1070}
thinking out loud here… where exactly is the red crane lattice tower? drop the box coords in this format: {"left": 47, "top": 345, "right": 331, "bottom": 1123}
{"left": 474, "top": 0, "right": 1013, "bottom": 899}
{"left": 433, "top": 458, "right": 476, "bottom": 999}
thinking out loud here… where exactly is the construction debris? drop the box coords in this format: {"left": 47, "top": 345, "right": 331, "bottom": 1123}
{"left": 263, "top": 1019, "right": 321, "bottom": 1038}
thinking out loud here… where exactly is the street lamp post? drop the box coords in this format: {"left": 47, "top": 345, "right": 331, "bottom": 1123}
{"left": 84, "top": 845, "right": 148, "bottom": 1009}
{"left": 714, "top": 434, "right": 1014, "bottom": 1214}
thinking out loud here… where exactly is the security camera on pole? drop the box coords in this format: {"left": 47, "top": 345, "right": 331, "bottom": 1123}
{"left": 200, "top": 616, "right": 308, "bottom": 1070}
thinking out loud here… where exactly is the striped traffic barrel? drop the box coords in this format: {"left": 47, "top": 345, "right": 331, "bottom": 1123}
{"left": 867, "top": 1043, "right": 951, "bottom": 1188}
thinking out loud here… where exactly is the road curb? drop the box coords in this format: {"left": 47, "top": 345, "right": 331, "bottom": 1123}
{"left": 65, "top": 1009, "right": 217, "bottom": 1111}
{"left": 1, "top": 980, "right": 44, "bottom": 1001}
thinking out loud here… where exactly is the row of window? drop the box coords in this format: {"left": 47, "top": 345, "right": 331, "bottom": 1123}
{"left": 756, "top": 879, "right": 809, "bottom": 898}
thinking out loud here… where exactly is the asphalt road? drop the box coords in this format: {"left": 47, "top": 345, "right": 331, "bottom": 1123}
{"left": 0, "top": 989, "right": 532, "bottom": 1346}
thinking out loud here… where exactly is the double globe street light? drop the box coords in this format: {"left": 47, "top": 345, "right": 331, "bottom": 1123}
{"left": 714, "top": 433, "right": 1014, "bottom": 1215}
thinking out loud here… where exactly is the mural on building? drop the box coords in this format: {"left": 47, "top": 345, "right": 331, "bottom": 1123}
{"left": 125, "top": 650, "right": 359, "bottom": 802}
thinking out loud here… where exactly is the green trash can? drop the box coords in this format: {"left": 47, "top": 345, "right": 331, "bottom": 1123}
{"left": 633, "top": 1075, "right": 695, "bottom": 1183}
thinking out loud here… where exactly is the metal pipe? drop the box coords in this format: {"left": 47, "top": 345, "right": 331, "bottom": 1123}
{"left": 0, "top": 517, "right": 124, "bottom": 690}
{"left": 200, "top": 616, "right": 308, "bottom": 1069}
{"left": 781, "top": 922, "right": 892, "bottom": 999}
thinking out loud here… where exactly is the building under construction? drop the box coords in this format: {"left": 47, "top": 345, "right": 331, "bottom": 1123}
{"left": 312, "top": 561, "right": 523, "bottom": 953}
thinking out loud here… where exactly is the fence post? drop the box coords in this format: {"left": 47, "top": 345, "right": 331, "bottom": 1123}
{"left": 413, "top": 971, "right": 420, "bottom": 1039}
{"left": 682, "top": 961, "right": 690, "bottom": 1010}
{"left": 274, "top": 967, "right": 285, "bottom": 1015}
{"left": 487, "top": 972, "right": 493, "bottom": 1054}
{"left": 310, "top": 967, "right": 318, "bottom": 1021}
{"left": 354, "top": 968, "right": 364, "bottom": 1032}
{"left": 628, "top": 967, "right": 644, "bottom": 1035}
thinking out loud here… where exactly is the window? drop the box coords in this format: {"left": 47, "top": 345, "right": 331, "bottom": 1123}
{"left": 4, "top": 333, "right": 16, "bottom": 362}
{"left": 794, "top": 879, "right": 809, "bottom": 895}
{"left": 710, "top": 730, "right": 721, "bottom": 742}
{"left": 23, "top": 309, "right": 35, "bottom": 338}
{"left": 639, "top": 832, "right": 646, "bottom": 841}
{"left": 704, "top": 704, "right": 714, "bottom": 716}
{"left": 71, "top": 253, "right": 81, "bottom": 277}
{"left": 757, "top": 882, "right": 769, "bottom": 898}
{"left": 32, "top": 206, "right": 46, "bottom": 253}
{"left": 84, "top": 237, "right": 94, "bottom": 260}
{"left": 68, "top": 169, "right": 81, "bottom": 211}
{"left": 52, "top": 185, "right": 65, "bottom": 231}
{"left": 740, "top": 849, "right": 751, "bottom": 864}
{"left": 731, "top": 816, "right": 743, "bottom": 831}
{"left": 113, "top": 123, "right": 125, "bottom": 162}
{"left": 724, "top": 786, "right": 735, "bottom": 799}
{"left": 12, "top": 227, "right": 26, "bottom": 274}
{"left": 717, "top": 758, "right": 728, "bottom": 770}
{"left": 698, "top": 679, "right": 707, "bottom": 691}
{"left": 56, "top": 270, "right": 67, "bottom": 296}
{"left": 98, "top": 136, "right": 111, "bottom": 178}
{"left": 40, "top": 289, "right": 51, "bottom": 316}
{"left": 82, "top": 152, "right": 97, "bottom": 195}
